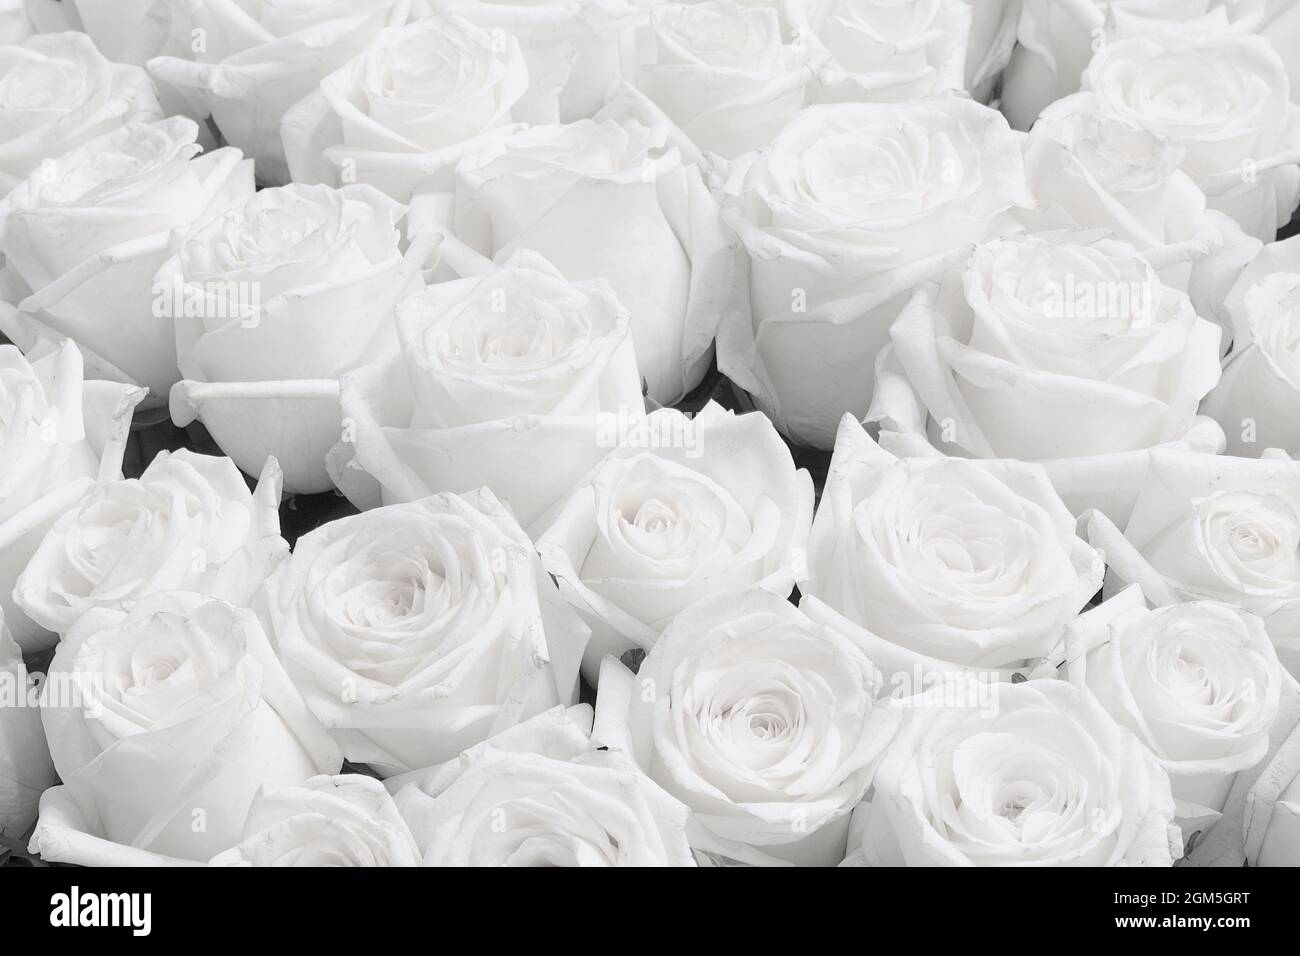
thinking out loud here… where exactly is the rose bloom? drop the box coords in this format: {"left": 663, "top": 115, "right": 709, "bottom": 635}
{"left": 146, "top": 0, "right": 413, "bottom": 185}
{"left": 1082, "top": 32, "right": 1300, "bottom": 242}
{"left": 1202, "top": 235, "right": 1300, "bottom": 456}
{"left": 0, "top": 610, "right": 56, "bottom": 838}
{"left": 844, "top": 678, "right": 1181, "bottom": 866}
{"left": 0, "top": 341, "right": 141, "bottom": 650}
{"left": 390, "top": 703, "right": 694, "bottom": 866}
{"left": 868, "top": 231, "right": 1226, "bottom": 523}
{"left": 13, "top": 448, "right": 287, "bottom": 637}
{"left": 537, "top": 402, "right": 812, "bottom": 681}
{"left": 804, "top": 415, "right": 1103, "bottom": 674}
{"left": 1022, "top": 90, "right": 1262, "bottom": 331}
{"left": 263, "top": 489, "right": 589, "bottom": 777}
{"left": 615, "top": 1, "right": 819, "bottom": 160}
{"left": 717, "top": 98, "right": 1031, "bottom": 449}
{"left": 0, "top": 31, "right": 161, "bottom": 194}
{"left": 1086, "top": 448, "right": 1300, "bottom": 677}
{"left": 788, "top": 0, "right": 969, "bottom": 104}
{"left": 1063, "top": 585, "right": 1286, "bottom": 848}
{"left": 0, "top": 117, "right": 252, "bottom": 405}
{"left": 30, "top": 591, "right": 341, "bottom": 865}
{"left": 593, "top": 590, "right": 898, "bottom": 865}
{"left": 331, "top": 250, "right": 643, "bottom": 529}
{"left": 282, "top": 16, "right": 553, "bottom": 202}
{"left": 421, "top": 0, "right": 638, "bottom": 121}
{"left": 162, "top": 182, "right": 426, "bottom": 494}
{"left": 408, "top": 105, "right": 739, "bottom": 406}
{"left": 209, "top": 774, "right": 421, "bottom": 866}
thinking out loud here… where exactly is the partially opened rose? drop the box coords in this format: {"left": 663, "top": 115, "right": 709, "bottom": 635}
{"left": 1083, "top": 32, "right": 1300, "bottom": 241}
{"left": 0, "top": 612, "right": 56, "bottom": 838}
{"left": 804, "top": 415, "right": 1104, "bottom": 673}
{"left": 789, "top": 0, "right": 969, "bottom": 104}
{"left": 868, "top": 231, "right": 1226, "bottom": 522}
{"left": 391, "top": 704, "right": 695, "bottom": 866}
{"left": 1203, "top": 235, "right": 1300, "bottom": 456}
{"left": 209, "top": 774, "right": 421, "bottom": 866}
{"left": 408, "top": 106, "right": 740, "bottom": 406}
{"left": 0, "top": 340, "right": 141, "bottom": 650}
{"left": 281, "top": 16, "right": 548, "bottom": 202}
{"left": 263, "top": 489, "right": 589, "bottom": 776}
{"left": 537, "top": 402, "right": 813, "bottom": 680}
{"left": 593, "top": 590, "right": 899, "bottom": 866}
{"left": 330, "top": 249, "right": 643, "bottom": 528}
{"left": 844, "top": 678, "right": 1182, "bottom": 866}
{"left": 31, "top": 591, "right": 341, "bottom": 864}
{"left": 614, "top": 1, "right": 818, "bottom": 160}
{"left": 1086, "top": 448, "right": 1300, "bottom": 676}
{"left": 0, "top": 116, "right": 253, "bottom": 404}
{"left": 421, "top": 0, "right": 638, "bottom": 121}
{"left": 162, "top": 182, "right": 426, "bottom": 494}
{"left": 717, "top": 98, "right": 1031, "bottom": 448}
{"left": 1062, "top": 586, "right": 1286, "bottom": 844}
{"left": 13, "top": 448, "right": 287, "bottom": 638}
{"left": 146, "top": 0, "right": 413, "bottom": 185}
{"left": 0, "top": 31, "right": 162, "bottom": 194}
{"left": 1022, "top": 90, "right": 1261, "bottom": 331}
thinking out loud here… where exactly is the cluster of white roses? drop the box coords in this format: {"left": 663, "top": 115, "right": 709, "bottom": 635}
{"left": 1, "top": 0, "right": 1300, "bottom": 868}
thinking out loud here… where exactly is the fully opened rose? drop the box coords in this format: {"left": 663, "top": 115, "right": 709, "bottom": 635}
{"left": 163, "top": 182, "right": 426, "bottom": 494}
{"left": 593, "top": 590, "right": 899, "bottom": 865}
{"left": 0, "top": 340, "right": 141, "bottom": 650}
{"left": 804, "top": 416, "right": 1104, "bottom": 675}
{"left": 537, "top": 402, "right": 813, "bottom": 680}
{"left": 845, "top": 679, "right": 1182, "bottom": 866}
{"left": 868, "top": 231, "right": 1226, "bottom": 522}
{"left": 390, "top": 704, "right": 696, "bottom": 866}
{"left": 263, "top": 489, "right": 589, "bottom": 776}
{"left": 331, "top": 250, "right": 644, "bottom": 528}
{"left": 0, "top": 116, "right": 253, "bottom": 404}
{"left": 717, "top": 97, "right": 1031, "bottom": 448}
{"left": 30, "top": 591, "right": 340, "bottom": 864}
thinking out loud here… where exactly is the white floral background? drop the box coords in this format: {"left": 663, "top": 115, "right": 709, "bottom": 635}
{"left": 3, "top": 0, "right": 1300, "bottom": 867}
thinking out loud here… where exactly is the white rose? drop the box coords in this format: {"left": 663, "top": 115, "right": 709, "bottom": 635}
{"left": 421, "top": 0, "right": 639, "bottom": 121}
{"left": 162, "top": 183, "right": 426, "bottom": 495}
{"left": 0, "top": 612, "right": 56, "bottom": 838}
{"left": 13, "top": 449, "right": 287, "bottom": 637}
{"left": 32, "top": 591, "right": 341, "bottom": 864}
{"left": 868, "top": 231, "right": 1226, "bottom": 523}
{"left": 805, "top": 416, "right": 1104, "bottom": 673}
{"left": 1239, "top": 715, "right": 1300, "bottom": 866}
{"left": 593, "top": 590, "right": 899, "bottom": 865}
{"left": 209, "top": 774, "right": 421, "bottom": 866}
{"left": 717, "top": 98, "right": 1031, "bottom": 449}
{"left": 146, "top": 0, "right": 413, "bottom": 185}
{"left": 1022, "top": 90, "right": 1262, "bottom": 331}
{"left": 1062, "top": 585, "right": 1289, "bottom": 846}
{"left": 281, "top": 17, "right": 548, "bottom": 203}
{"left": 0, "top": 340, "right": 142, "bottom": 650}
{"left": 1086, "top": 448, "right": 1300, "bottom": 676}
{"left": 961, "top": 0, "right": 1019, "bottom": 103}
{"left": 615, "top": 1, "right": 818, "bottom": 160}
{"left": 1000, "top": 0, "right": 1104, "bottom": 132}
{"left": 789, "top": 0, "right": 969, "bottom": 104}
{"left": 263, "top": 488, "right": 589, "bottom": 777}
{"left": 331, "top": 250, "right": 643, "bottom": 528}
{"left": 0, "top": 117, "right": 253, "bottom": 404}
{"left": 537, "top": 402, "right": 813, "bottom": 681}
{"left": 390, "top": 703, "right": 696, "bottom": 866}
{"left": 1203, "top": 235, "right": 1300, "bottom": 456}
{"left": 0, "top": 32, "right": 162, "bottom": 194}
{"left": 0, "top": 0, "right": 31, "bottom": 45}
{"left": 1083, "top": 32, "right": 1300, "bottom": 241}
{"left": 409, "top": 107, "right": 739, "bottom": 406}
{"left": 845, "top": 678, "right": 1181, "bottom": 866}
